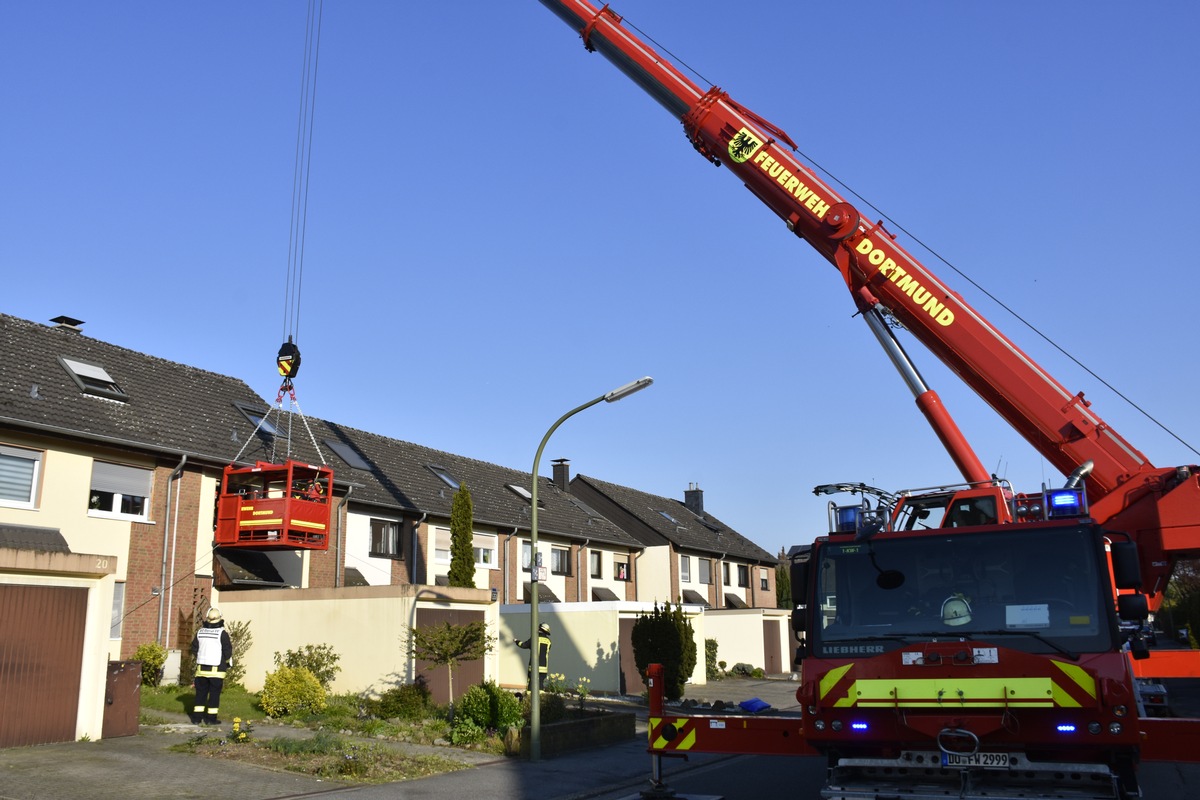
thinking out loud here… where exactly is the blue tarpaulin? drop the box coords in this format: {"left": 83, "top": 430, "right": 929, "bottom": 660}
{"left": 739, "top": 698, "right": 771, "bottom": 713}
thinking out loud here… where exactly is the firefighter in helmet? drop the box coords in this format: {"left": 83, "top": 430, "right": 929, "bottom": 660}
{"left": 515, "top": 622, "right": 552, "bottom": 691}
{"left": 190, "top": 607, "right": 233, "bottom": 725}
{"left": 940, "top": 593, "right": 973, "bottom": 627}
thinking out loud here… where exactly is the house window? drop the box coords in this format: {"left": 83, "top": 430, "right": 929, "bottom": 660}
{"left": 722, "top": 562, "right": 731, "bottom": 586}
{"left": 522, "top": 541, "right": 532, "bottom": 572}
{"left": 680, "top": 555, "right": 691, "bottom": 583}
{"left": 551, "top": 546, "right": 571, "bottom": 576}
{"left": 614, "top": 555, "right": 630, "bottom": 582}
{"left": 737, "top": 564, "right": 749, "bottom": 587}
{"left": 589, "top": 550, "right": 602, "bottom": 579}
{"left": 370, "top": 518, "right": 400, "bottom": 557}
{"left": 699, "top": 558, "right": 712, "bottom": 585}
{"left": 0, "top": 444, "right": 41, "bottom": 508}
{"left": 434, "top": 528, "right": 451, "bottom": 564}
{"left": 760, "top": 568, "right": 769, "bottom": 591}
{"left": 88, "top": 461, "right": 150, "bottom": 519}
{"left": 474, "top": 533, "right": 497, "bottom": 568}
{"left": 110, "top": 582, "right": 126, "bottom": 639}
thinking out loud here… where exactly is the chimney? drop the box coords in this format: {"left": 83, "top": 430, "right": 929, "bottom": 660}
{"left": 50, "top": 315, "right": 85, "bottom": 334}
{"left": 552, "top": 458, "right": 571, "bottom": 492}
{"left": 684, "top": 482, "right": 704, "bottom": 515}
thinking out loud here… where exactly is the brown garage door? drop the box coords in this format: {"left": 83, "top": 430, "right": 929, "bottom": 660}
{"left": 0, "top": 584, "right": 87, "bottom": 747}
{"left": 413, "top": 607, "right": 486, "bottom": 706}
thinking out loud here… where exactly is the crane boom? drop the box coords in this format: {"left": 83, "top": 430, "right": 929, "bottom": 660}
{"left": 538, "top": 0, "right": 1200, "bottom": 598}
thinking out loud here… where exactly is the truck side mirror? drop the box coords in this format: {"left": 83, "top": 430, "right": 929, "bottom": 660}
{"left": 788, "top": 545, "right": 812, "bottom": 610}
{"left": 1110, "top": 540, "right": 1142, "bottom": 590}
{"left": 1117, "top": 592, "right": 1149, "bottom": 622}
{"left": 786, "top": 545, "right": 813, "bottom": 661}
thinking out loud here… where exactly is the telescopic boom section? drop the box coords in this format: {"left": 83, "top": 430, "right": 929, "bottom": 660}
{"left": 539, "top": 0, "right": 1200, "bottom": 594}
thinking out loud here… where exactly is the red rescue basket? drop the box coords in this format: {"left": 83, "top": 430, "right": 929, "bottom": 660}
{"left": 215, "top": 460, "right": 333, "bottom": 550}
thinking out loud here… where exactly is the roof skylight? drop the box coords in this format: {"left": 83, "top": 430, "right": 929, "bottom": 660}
{"left": 59, "top": 357, "right": 127, "bottom": 401}
{"left": 428, "top": 465, "right": 460, "bottom": 489}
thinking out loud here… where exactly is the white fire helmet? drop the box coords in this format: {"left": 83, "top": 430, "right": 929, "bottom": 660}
{"left": 940, "top": 594, "right": 972, "bottom": 627}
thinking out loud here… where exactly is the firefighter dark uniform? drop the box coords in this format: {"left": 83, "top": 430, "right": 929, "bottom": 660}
{"left": 190, "top": 607, "right": 233, "bottom": 725}
{"left": 515, "top": 622, "right": 552, "bottom": 691}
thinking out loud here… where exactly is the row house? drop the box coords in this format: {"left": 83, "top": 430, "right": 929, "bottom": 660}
{"left": 0, "top": 312, "right": 779, "bottom": 741}
{"left": 565, "top": 466, "right": 778, "bottom": 609}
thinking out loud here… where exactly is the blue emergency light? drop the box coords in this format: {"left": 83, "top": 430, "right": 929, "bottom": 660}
{"left": 1045, "top": 488, "right": 1086, "bottom": 519}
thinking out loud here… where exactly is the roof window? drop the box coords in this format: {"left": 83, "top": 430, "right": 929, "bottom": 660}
{"left": 427, "top": 465, "right": 460, "bottom": 490}
{"left": 59, "top": 357, "right": 127, "bottom": 401}
{"left": 234, "top": 403, "right": 277, "bottom": 436}
{"left": 324, "top": 439, "right": 371, "bottom": 470}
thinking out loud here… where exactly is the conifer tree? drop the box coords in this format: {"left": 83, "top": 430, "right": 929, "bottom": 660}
{"left": 448, "top": 483, "right": 476, "bottom": 588}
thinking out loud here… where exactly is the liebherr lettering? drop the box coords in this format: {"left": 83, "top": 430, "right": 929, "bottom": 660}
{"left": 751, "top": 150, "right": 830, "bottom": 219}
{"left": 856, "top": 238, "right": 955, "bottom": 327}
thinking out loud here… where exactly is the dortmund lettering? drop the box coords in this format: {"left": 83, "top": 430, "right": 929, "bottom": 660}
{"left": 856, "top": 238, "right": 955, "bottom": 327}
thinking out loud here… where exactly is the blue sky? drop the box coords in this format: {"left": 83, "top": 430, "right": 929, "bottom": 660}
{"left": 3, "top": 1, "right": 1198, "bottom": 560}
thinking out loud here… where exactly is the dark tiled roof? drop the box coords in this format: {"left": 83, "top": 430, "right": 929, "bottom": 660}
{"left": 572, "top": 474, "right": 777, "bottom": 565}
{"left": 0, "top": 314, "right": 273, "bottom": 465}
{"left": 302, "top": 421, "right": 642, "bottom": 549}
{"left": 681, "top": 589, "right": 710, "bottom": 606}
{"left": 0, "top": 523, "right": 70, "bottom": 553}
{"left": 0, "top": 314, "right": 640, "bottom": 550}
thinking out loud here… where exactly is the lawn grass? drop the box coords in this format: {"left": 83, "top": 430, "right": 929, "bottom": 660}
{"left": 140, "top": 683, "right": 266, "bottom": 722}
{"left": 140, "top": 684, "right": 500, "bottom": 755}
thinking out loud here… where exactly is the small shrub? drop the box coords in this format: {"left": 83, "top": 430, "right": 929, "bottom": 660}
{"left": 179, "top": 650, "right": 196, "bottom": 685}
{"left": 522, "top": 691, "right": 566, "bottom": 724}
{"left": 225, "top": 619, "right": 253, "bottom": 687}
{"left": 273, "top": 643, "right": 342, "bottom": 690}
{"left": 704, "top": 639, "right": 720, "bottom": 681}
{"left": 488, "top": 683, "right": 523, "bottom": 730}
{"left": 450, "top": 715, "right": 486, "bottom": 745}
{"left": 260, "top": 665, "right": 327, "bottom": 718}
{"left": 373, "top": 680, "right": 431, "bottom": 720}
{"left": 457, "top": 684, "right": 492, "bottom": 729}
{"left": 133, "top": 643, "right": 168, "bottom": 687}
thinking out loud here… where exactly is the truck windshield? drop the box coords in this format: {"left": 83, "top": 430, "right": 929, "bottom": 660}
{"left": 813, "top": 525, "right": 1114, "bottom": 657}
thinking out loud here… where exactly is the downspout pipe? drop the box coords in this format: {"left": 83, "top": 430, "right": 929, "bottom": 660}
{"left": 577, "top": 538, "right": 590, "bottom": 602}
{"left": 412, "top": 512, "right": 427, "bottom": 584}
{"left": 157, "top": 454, "right": 187, "bottom": 645}
{"left": 334, "top": 485, "right": 354, "bottom": 588}
{"left": 503, "top": 527, "right": 518, "bottom": 605}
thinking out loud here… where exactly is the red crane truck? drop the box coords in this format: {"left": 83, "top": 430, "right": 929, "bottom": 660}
{"left": 536, "top": 2, "right": 1200, "bottom": 798}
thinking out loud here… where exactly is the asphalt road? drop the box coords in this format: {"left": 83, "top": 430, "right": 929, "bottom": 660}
{"left": 591, "top": 753, "right": 1200, "bottom": 800}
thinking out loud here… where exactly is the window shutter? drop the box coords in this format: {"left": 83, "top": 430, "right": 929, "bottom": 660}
{"left": 91, "top": 462, "right": 151, "bottom": 496}
{"left": 0, "top": 448, "right": 38, "bottom": 501}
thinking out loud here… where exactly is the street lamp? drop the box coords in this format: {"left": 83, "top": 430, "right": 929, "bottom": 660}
{"left": 528, "top": 376, "right": 653, "bottom": 761}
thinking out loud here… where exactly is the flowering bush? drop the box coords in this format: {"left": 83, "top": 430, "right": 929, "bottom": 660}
{"left": 228, "top": 717, "right": 253, "bottom": 744}
{"left": 573, "top": 676, "right": 592, "bottom": 709}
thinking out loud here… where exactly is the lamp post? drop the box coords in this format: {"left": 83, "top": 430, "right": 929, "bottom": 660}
{"left": 528, "top": 376, "right": 653, "bottom": 761}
